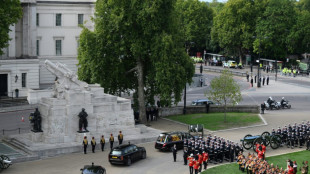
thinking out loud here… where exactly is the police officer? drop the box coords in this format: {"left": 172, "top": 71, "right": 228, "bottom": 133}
{"left": 109, "top": 134, "right": 114, "bottom": 150}
{"left": 82, "top": 136, "right": 88, "bottom": 154}
{"left": 100, "top": 135, "right": 105, "bottom": 151}
{"left": 91, "top": 137, "right": 96, "bottom": 153}
{"left": 172, "top": 144, "right": 177, "bottom": 162}
{"left": 118, "top": 131, "right": 123, "bottom": 145}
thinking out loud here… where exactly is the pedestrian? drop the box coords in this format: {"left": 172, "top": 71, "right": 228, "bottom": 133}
{"left": 261, "top": 103, "right": 265, "bottom": 114}
{"left": 157, "top": 100, "right": 161, "bottom": 108}
{"left": 172, "top": 144, "right": 177, "bottom": 162}
{"left": 200, "top": 63, "right": 203, "bottom": 74}
{"left": 200, "top": 77, "right": 203, "bottom": 87}
{"left": 205, "top": 102, "right": 210, "bottom": 113}
{"left": 183, "top": 147, "right": 188, "bottom": 165}
{"left": 91, "top": 137, "right": 96, "bottom": 153}
{"left": 146, "top": 107, "right": 150, "bottom": 122}
{"left": 251, "top": 78, "right": 253, "bottom": 87}
{"left": 83, "top": 136, "right": 88, "bottom": 154}
{"left": 263, "top": 76, "right": 265, "bottom": 86}
{"left": 267, "top": 75, "right": 269, "bottom": 85}
{"left": 100, "top": 135, "right": 105, "bottom": 151}
{"left": 118, "top": 131, "right": 123, "bottom": 145}
{"left": 109, "top": 133, "right": 114, "bottom": 150}
{"left": 255, "top": 75, "right": 257, "bottom": 83}
{"left": 246, "top": 73, "right": 249, "bottom": 82}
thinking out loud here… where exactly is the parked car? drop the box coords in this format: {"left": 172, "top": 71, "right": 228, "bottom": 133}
{"left": 191, "top": 99, "right": 214, "bottom": 106}
{"left": 109, "top": 144, "right": 146, "bottom": 166}
{"left": 155, "top": 131, "right": 193, "bottom": 151}
{"left": 80, "top": 163, "right": 106, "bottom": 174}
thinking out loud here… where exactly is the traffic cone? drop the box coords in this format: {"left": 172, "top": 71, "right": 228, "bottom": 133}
{"left": 21, "top": 116, "right": 24, "bottom": 122}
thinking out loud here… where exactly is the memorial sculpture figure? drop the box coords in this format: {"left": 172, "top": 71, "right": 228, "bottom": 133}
{"left": 78, "top": 108, "right": 89, "bottom": 132}
{"left": 29, "top": 108, "right": 43, "bottom": 132}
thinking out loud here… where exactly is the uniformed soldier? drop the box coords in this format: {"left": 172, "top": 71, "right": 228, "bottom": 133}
{"left": 172, "top": 144, "right": 177, "bottom": 162}
{"left": 91, "top": 137, "right": 96, "bottom": 153}
{"left": 118, "top": 131, "right": 123, "bottom": 145}
{"left": 230, "top": 144, "right": 235, "bottom": 162}
{"left": 82, "top": 136, "right": 88, "bottom": 154}
{"left": 183, "top": 147, "right": 188, "bottom": 165}
{"left": 197, "top": 153, "right": 203, "bottom": 172}
{"left": 202, "top": 151, "right": 209, "bottom": 170}
{"left": 100, "top": 135, "right": 105, "bottom": 151}
{"left": 109, "top": 134, "right": 114, "bottom": 150}
{"left": 187, "top": 154, "right": 194, "bottom": 174}
{"left": 193, "top": 159, "right": 200, "bottom": 174}
{"left": 306, "top": 131, "right": 310, "bottom": 150}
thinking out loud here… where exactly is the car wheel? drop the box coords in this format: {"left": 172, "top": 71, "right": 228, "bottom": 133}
{"left": 141, "top": 151, "right": 146, "bottom": 159}
{"left": 126, "top": 158, "right": 132, "bottom": 166}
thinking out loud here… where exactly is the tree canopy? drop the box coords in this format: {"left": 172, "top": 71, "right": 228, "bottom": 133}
{"left": 206, "top": 69, "right": 242, "bottom": 122}
{"left": 78, "top": 0, "right": 194, "bottom": 124}
{"left": 0, "top": 0, "right": 22, "bottom": 55}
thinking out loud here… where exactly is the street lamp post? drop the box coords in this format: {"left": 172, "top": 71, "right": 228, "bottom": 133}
{"left": 257, "top": 39, "right": 261, "bottom": 88}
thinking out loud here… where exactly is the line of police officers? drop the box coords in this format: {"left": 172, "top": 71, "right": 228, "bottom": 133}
{"left": 182, "top": 135, "right": 243, "bottom": 173}
{"left": 271, "top": 121, "right": 310, "bottom": 150}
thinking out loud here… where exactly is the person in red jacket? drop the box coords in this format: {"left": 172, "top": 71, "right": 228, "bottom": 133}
{"left": 202, "top": 151, "right": 209, "bottom": 170}
{"left": 193, "top": 159, "right": 200, "bottom": 174}
{"left": 288, "top": 160, "right": 294, "bottom": 174}
{"left": 197, "top": 153, "right": 203, "bottom": 172}
{"left": 261, "top": 143, "right": 266, "bottom": 160}
{"left": 255, "top": 142, "right": 261, "bottom": 154}
{"left": 258, "top": 150, "right": 264, "bottom": 160}
{"left": 187, "top": 154, "right": 194, "bottom": 174}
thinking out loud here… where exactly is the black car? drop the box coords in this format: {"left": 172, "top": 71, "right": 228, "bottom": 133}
{"left": 80, "top": 163, "right": 106, "bottom": 174}
{"left": 108, "top": 144, "right": 146, "bottom": 166}
{"left": 155, "top": 131, "right": 193, "bottom": 151}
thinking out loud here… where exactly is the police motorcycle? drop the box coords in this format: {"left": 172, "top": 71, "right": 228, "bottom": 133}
{"left": 0, "top": 155, "right": 12, "bottom": 172}
{"left": 279, "top": 97, "right": 291, "bottom": 109}
{"left": 264, "top": 99, "right": 280, "bottom": 110}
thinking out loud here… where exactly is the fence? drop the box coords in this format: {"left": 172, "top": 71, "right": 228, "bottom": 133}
{"left": 1, "top": 127, "right": 30, "bottom": 136}
{"left": 202, "top": 67, "right": 247, "bottom": 77}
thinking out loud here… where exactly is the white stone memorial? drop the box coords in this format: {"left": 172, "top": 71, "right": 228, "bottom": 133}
{"left": 30, "top": 60, "right": 136, "bottom": 144}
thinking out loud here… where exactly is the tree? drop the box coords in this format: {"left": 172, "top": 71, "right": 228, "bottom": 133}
{"left": 78, "top": 0, "right": 195, "bottom": 125}
{"left": 287, "top": 10, "right": 310, "bottom": 55}
{"left": 254, "top": 0, "right": 296, "bottom": 60}
{"left": 176, "top": 0, "right": 214, "bottom": 54}
{"left": 211, "top": 0, "right": 257, "bottom": 63}
{"left": 0, "top": 0, "right": 22, "bottom": 55}
{"left": 206, "top": 69, "right": 242, "bottom": 122}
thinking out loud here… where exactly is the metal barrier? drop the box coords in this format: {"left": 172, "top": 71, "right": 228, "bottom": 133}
{"left": 202, "top": 67, "right": 247, "bottom": 77}
{"left": 2, "top": 128, "right": 29, "bottom": 135}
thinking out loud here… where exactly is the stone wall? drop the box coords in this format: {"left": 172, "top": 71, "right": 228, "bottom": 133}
{"left": 159, "top": 105, "right": 259, "bottom": 117}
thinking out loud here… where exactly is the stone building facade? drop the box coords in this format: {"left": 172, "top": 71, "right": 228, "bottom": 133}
{"left": 0, "top": 0, "right": 95, "bottom": 97}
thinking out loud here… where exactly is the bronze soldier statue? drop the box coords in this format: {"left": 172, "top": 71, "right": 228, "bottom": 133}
{"left": 78, "top": 108, "right": 88, "bottom": 132}
{"left": 30, "top": 108, "right": 43, "bottom": 132}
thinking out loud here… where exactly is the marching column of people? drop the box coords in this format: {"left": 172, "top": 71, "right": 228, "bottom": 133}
{"left": 270, "top": 121, "right": 310, "bottom": 150}
{"left": 182, "top": 134, "right": 241, "bottom": 174}
{"left": 81, "top": 130, "right": 124, "bottom": 154}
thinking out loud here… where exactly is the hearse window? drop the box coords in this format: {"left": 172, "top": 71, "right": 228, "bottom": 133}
{"left": 171, "top": 134, "right": 181, "bottom": 141}
{"left": 157, "top": 134, "right": 167, "bottom": 143}
{"left": 128, "top": 146, "right": 134, "bottom": 153}
{"left": 111, "top": 150, "right": 122, "bottom": 155}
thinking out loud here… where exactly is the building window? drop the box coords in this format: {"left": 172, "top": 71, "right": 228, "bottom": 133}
{"left": 22, "top": 73, "right": 27, "bottom": 87}
{"left": 56, "top": 40, "right": 62, "bottom": 56}
{"left": 36, "top": 13, "right": 39, "bottom": 26}
{"left": 56, "top": 13, "right": 62, "bottom": 26}
{"left": 78, "top": 14, "right": 84, "bottom": 25}
{"left": 36, "top": 40, "right": 39, "bottom": 56}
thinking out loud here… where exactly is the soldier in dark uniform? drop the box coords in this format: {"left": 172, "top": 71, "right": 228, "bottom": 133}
{"left": 91, "top": 137, "right": 96, "bottom": 153}
{"left": 183, "top": 147, "right": 188, "bottom": 165}
{"left": 82, "top": 136, "right": 88, "bottom": 154}
{"left": 118, "top": 131, "right": 123, "bottom": 145}
{"left": 78, "top": 108, "right": 88, "bottom": 132}
{"left": 172, "top": 144, "right": 177, "bottom": 162}
{"left": 306, "top": 131, "right": 310, "bottom": 150}
{"left": 299, "top": 132, "right": 305, "bottom": 147}
{"left": 230, "top": 144, "right": 235, "bottom": 162}
{"left": 263, "top": 76, "right": 265, "bottom": 85}
{"left": 267, "top": 75, "right": 269, "bottom": 85}
{"left": 100, "top": 135, "right": 105, "bottom": 151}
{"left": 261, "top": 103, "right": 265, "bottom": 114}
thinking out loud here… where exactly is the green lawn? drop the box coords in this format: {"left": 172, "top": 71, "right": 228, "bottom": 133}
{"left": 203, "top": 150, "right": 310, "bottom": 174}
{"left": 166, "top": 112, "right": 261, "bottom": 131}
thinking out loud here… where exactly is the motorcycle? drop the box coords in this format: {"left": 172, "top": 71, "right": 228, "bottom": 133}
{"left": 264, "top": 100, "right": 280, "bottom": 110}
{"left": 280, "top": 100, "right": 291, "bottom": 109}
